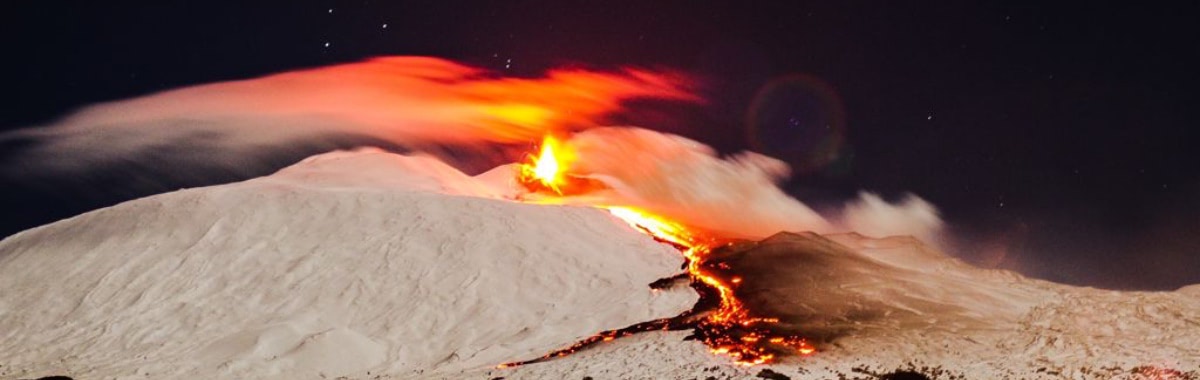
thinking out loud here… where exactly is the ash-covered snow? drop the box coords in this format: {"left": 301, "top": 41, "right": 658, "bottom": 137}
{"left": 2, "top": 148, "right": 1198, "bottom": 380}
{"left": 465, "top": 233, "right": 1200, "bottom": 380}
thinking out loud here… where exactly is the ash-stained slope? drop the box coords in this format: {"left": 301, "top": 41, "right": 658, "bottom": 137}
{"left": 702, "top": 232, "right": 1041, "bottom": 342}
{"left": 475, "top": 232, "right": 1200, "bottom": 380}
{"left": 0, "top": 149, "right": 695, "bottom": 380}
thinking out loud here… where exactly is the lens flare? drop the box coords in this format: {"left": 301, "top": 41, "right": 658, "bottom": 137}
{"left": 747, "top": 74, "right": 847, "bottom": 175}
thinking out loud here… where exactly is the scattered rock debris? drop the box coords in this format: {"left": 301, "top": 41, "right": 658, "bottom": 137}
{"left": 836, "top": 362, "right": 964, "bottom": 380}
{"left": 877, "top": 371, "right": 932, "bottom": 380}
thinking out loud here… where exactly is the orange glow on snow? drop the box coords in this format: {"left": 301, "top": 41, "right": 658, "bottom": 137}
{"left": 604, "top": 206, "right": 695, "bottom": 248}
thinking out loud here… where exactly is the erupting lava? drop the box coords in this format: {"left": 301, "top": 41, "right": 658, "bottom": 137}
{"left": 519, "top": 135, "right": 574, "bottom": 194}
{"left": 506, "top": 135, "right": 816, "bottom": 367}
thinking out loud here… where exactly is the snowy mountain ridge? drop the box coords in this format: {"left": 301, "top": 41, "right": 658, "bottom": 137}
{"left": 1, "top": 149, "right": 1197, "bottom": 380}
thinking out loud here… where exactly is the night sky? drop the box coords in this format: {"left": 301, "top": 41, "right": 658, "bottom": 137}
{"left": 2, "top": 2, "right": 1196, "bottom": 290}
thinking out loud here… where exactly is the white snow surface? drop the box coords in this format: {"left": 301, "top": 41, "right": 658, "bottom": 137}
{"left": 2, "top": 148, "right": 1199, "bottom": 380}
{"left": 0, "top": 149, "right": 695, "bottom": 379}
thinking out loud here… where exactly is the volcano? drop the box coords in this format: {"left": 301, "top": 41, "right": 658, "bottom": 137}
{"left": 2, "top": 146, "right": 1198, "bottom": 379}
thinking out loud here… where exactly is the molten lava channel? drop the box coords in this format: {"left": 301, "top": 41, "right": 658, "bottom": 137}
{"left": 501, "top": 135, "right": 816, "bottom": 368}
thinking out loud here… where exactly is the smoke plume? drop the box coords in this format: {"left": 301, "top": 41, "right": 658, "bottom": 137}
{"left": 535, "top": 127, "right": 944, "bottom": 243}
{"left": 2, "top": 56, "right": 695, "bottom": 181}
{"left": 2, "top": 56, "right": 943, "bottom": 245}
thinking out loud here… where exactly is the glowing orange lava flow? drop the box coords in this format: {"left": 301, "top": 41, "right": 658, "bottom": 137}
{"left": 511, "top": 134, "right": 816, "bottom": 366}
{"left": 603, "top": 207, "right": 815, "bottom": 365}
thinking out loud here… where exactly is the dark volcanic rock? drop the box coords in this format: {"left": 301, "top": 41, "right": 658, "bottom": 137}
{"left": 756, "top": 368, "right": 791, "bottom": 379}
{"left": 878, "top": 370, "right": 932, "bottom": 380}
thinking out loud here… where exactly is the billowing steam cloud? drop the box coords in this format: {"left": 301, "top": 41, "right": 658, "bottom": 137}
{"left": 540, "top": 127, "right": 830, "bottom": 237}
{"left": 2, "top": 56, "right": 942, "bottom": 244}
{"left": 530, "top": 127, "right": 943, "bottom": 242}
{"left": 841, "top": 192, "right": 944, "bottom": 245}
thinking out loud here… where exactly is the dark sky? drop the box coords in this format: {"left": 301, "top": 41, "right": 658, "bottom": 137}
{"left": 2, "top": 1, "right": 1196, "bottom": 290}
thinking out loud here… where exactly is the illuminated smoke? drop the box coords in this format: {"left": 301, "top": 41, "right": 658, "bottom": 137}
{"left": 525, "top": 127, "right": 943, "bottom": 243}
{"left": 1, "top": 55, "right": 953, "bottom": 366}
{"left": 1, "top": 56, "right": 695, "bottom": 182}
{"left": 2, "top": 55, "right": 942, "bottom": 245}
{"left": 841, "top": 192, "right": 945, "bottom": 247}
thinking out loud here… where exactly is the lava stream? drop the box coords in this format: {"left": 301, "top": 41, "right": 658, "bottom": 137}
{"left": 501, "top": 135, "right": 816, "bottom": 368}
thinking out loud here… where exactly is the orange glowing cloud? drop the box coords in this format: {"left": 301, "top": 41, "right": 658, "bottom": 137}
{"left": 55, "top": 56, "right": 698, "bottom": 145}
{"left": 8, "top": 56, "right": 699, "bottom": 180}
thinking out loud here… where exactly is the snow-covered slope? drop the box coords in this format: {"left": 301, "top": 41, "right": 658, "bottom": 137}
{"left": 0, "top": 149, "right": 695, "bottom": 379}
{"left": 2, "top": 148, "right": 1198, "bottom": 380}
{"left": 470, "top": 233, "right": 1200, "bottom": 380}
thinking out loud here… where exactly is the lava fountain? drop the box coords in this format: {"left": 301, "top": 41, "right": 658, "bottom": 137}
{"left": 502, "top": 135, "right": 816, "bottom": 367}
